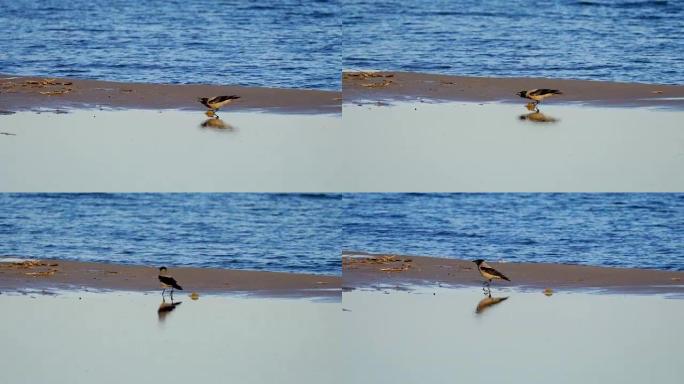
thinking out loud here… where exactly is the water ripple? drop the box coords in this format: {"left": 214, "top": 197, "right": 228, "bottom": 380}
{"left": 0, "top": 0, "right": 341, "bottom": 90}
{"left": 342, "top": 0, "right": 684, "bottom": 84}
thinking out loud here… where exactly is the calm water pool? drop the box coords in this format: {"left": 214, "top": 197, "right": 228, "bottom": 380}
{"left": 342, "top": 102, "right": 684, "bottom": 191}
{"left": 0, "top": 291, "right": 341, "bottom": 384}
{"left": 0, "top": 109, "right": 343, "bottom": 191}
{"left": 342, "top": 286, "right": 684, "bottom": 383}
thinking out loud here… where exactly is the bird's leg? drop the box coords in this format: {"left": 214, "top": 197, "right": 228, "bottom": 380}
{"left": 170, "top": 288, "right": 174, "bottom": 301}
{"left": 161, "top": 288, "right": 166, "bottom": 297}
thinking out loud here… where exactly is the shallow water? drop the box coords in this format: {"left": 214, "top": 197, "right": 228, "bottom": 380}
{"left": 342, "top": 193, "right": 684, "bottom": 271}
{"left": 343, "top": 0, "right": 684, "bottom": 84}
{"left": 0, "top": 291, "right": 341, "bottom": 384}
{"left": 0, "top": 194, "right": 341, "bottom": 275}
{"left": 342, "top": 286, "right": 684, "bottom": 384}
{"left": 342, "top": 102, "right": 684, "bottom": 191}
{"left": 0, "top": 0, "right": 341, "bottom": 90}
{"left": 0, "top": 109, "right": 343, "bottom": 192}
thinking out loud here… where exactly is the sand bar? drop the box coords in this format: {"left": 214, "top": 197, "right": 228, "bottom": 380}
{"left": 0, "top": 74, "right": 341, "bottom": 114}
{"left": 0, "top": 259, "right": 340, "bottom": 298}
{"left": 343, "top": 252, "right": 684, "bottom": 294}
{"left": 343, "top": 71, "right": 684, "bottom": 108}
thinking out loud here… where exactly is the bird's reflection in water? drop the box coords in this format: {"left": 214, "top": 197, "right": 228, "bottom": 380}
{"left": 519, "top": 103, "right": 558, "bottom": 123}
{"left": 475, "top": 293, "right": 509, "bottom": 315}
{"left": 157, "top": 298, "right": 182, "bottom": 323}
{"left": 200, "top": 116, "right": 234, "bottom": 131}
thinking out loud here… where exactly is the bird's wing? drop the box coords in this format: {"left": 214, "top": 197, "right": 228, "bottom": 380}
{"left": 480, "top": 266, "right": 510, "bottom": 281}
{"left": 210, "top": 95, "right": 241, "bottom": 103}
{"left": 530, "top": 89, "right": 561, "bottom": 96}
{"left": 159, "top": 275, "right": 183, "bottom": 290}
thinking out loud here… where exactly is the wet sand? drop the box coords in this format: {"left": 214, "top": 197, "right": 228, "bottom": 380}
{"left": 0, "top": 74, "right": 341, "bottom": 114}
{"left": 343, "top": 252, "right": 684, "bottom": 294}
{"left": 343, "top": 71, "right": 684, "bottom": 108}
{"left": 0, "top": 259, "right": 340, "bottom": 298}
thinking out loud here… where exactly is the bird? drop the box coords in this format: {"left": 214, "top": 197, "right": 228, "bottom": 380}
{"left": 198, "top": 95, "right": 241, "bottom": 113}
{"left": 158, "top": 266, "right": 183, "bottom": 298}
{"left": 472, "top": 259, "right": 510, "bottom": 292}
{"left": 516, "top": 89, "right": 562, "bottom": 105}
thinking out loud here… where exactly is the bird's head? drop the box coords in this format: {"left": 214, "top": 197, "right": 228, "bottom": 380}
{"left": 159, "top": 266, "right": 167, "bottom": 272}
{"left": 472, "top": 259, "right": 485, "bottom": 266}
{"left": 516, "top": 91, "right": 526, "bottom": 97}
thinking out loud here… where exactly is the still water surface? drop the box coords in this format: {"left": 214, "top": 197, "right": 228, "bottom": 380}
{"left": 342, "top": 286, "right": 684, "bottom": 383}
{"left": 0, "top": 291, "right": 341, "bottom": 384}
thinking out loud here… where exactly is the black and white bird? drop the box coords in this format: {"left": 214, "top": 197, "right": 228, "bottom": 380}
{"left": 158, "top": 266, "right": 183, "bottom": 298}
{"left": 198, "top": 95, "right": 241, "bottom": 113}
{"left": 516, "top": 89, "right": 562, "bottom": 105}
{"left": 472, "top": 259, "right": 510, "bottom": 292}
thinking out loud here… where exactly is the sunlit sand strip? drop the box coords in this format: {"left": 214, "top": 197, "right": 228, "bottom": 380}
{"left": 342, "top": 252, "right": 684, "bottom": 295}
{"left": 0, "top": 258, "right": 340, "bottom": 299}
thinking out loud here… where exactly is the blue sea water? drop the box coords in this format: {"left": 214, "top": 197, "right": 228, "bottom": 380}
{"left": 2, "top": 1, "right": 680, "bottom": 90}
{"left": 343, "top": 0, "right": 684, "bottom": 84}
{"left": 0, "top": 0, "right": 341, "bottom": 90}
{"left": 342, "top": 194, "right": 684, "bottom": 271}
{"left": 0, "top": 194, "right": 342, "bottom": 275}
{"left": 1, "top": 194, "right": 682, "bottom": 273}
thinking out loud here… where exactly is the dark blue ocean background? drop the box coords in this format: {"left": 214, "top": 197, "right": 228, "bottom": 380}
{"left": 2, "top": 1, "right": 681, "bottom": 89}
{"left": 343, "top": 0, "right": 684, "bottom": 84}
{"left": 1, "top": 194, "right": 682, "bottom": 273}
{"left": 343, "top": 194, "right": 684, "bottom": 271}
{"left": 0, "top": 0, "right": 341, "bottom": 90}
{"left": 0, "top": 194, "right": 342, "bottom": 275}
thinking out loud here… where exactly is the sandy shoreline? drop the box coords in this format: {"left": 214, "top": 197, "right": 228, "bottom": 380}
{"left": 0, "top": 74, "right": 341, "bottom": 114}
{"left": 343, "top": 71, "right": 684, "bottom": 108}
{"left": 0, "top": 259, "right": 340, "bottom": 298}
{"left": 343, "top": 252, "right": 684, "bottom": 294}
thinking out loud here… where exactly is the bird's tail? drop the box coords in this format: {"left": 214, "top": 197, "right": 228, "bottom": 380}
{"left": 173, "top": 283, "right": 183, "bottom": 290}
{"left": 502, "top": 275, "right": 511, "bottom": 282}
